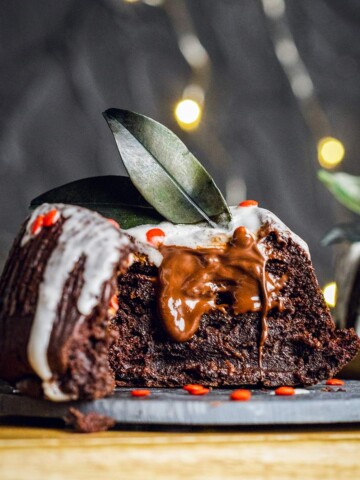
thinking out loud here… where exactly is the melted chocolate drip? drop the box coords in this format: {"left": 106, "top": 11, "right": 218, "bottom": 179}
{"left": 158, "top": 227, "right": 286, "bottom": 366}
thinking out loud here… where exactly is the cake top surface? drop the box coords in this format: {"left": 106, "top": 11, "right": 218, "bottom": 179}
{"left": 126, "top": 205, "right": 309, "bottom": 266}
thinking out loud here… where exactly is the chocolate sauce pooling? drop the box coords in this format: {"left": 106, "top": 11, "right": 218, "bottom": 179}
{"left": 158, "top": 226, "right": 286, "bottom": 366}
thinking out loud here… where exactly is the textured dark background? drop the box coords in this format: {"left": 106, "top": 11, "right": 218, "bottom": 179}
{"left": 1, "top": 0, "right": 359, "bottom": 283}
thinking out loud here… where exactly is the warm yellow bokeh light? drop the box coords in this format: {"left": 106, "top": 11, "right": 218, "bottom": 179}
{"left": 317, "top": 137, "right": 345, "bottom": 169}
{"left": 323, "top": 282, "right": 337, "bottom": 308}
{"left": 174, "top": 99, "right": 202, "bottom": 130}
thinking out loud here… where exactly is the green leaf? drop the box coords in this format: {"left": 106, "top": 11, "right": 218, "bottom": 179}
{"left": 103, "top": 108, "right": 231, "bottom": 227}
{"left": 30, "top": 176, "right": 164, "bottom": 229}
{"left": 321, "top": 223, "right": 360, "bottom": 246}
{"left": 318, "top": 170, "right": 360, "bottom": 215}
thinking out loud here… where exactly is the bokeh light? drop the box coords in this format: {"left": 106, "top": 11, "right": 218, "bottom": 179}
{"left": 175, "top": 99, "right": 202, "bottom": 130}
{"left": 323, "top": 282, "right": 337, "bottom": 308}
{"left": 317, "top": 137, "right": 345, "bottom": 169}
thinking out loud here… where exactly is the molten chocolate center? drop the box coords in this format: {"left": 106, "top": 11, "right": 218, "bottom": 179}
{"left": 158, "top": 227, "right": 286, "bottom": 363}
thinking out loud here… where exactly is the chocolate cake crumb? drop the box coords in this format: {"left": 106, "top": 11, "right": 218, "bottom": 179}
{"left": 64, "top": 407, "right": 116, "bottom": 433}
{"left": 321, "top": 387, "right": 347, "bottom": 393}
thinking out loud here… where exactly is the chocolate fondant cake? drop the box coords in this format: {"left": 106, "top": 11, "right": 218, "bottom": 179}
{"left": 109, "top": 204, "right": 360, "bottom": 387}
{"left": 0, "top": 200, "right": 359, "bottom": 400}
{"left": 0, "top": 204, "right": 132, "bottom": 401}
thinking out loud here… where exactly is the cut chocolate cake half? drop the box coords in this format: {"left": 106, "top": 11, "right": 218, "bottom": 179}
{"left": 109, "top": 204, "right": 360, "bottom": 388}
{"left": 0, "top": 201, "right": 359, "bottom": 400}
{"left": 0, "top": 204, "right": 132, "bottom": 401}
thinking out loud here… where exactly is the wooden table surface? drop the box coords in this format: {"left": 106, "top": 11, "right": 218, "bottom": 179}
{"left": 1, "top": 421, "right": 360, "bottom": 480}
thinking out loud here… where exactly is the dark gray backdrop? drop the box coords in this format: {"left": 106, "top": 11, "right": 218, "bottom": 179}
{"left": 1, "top": 0, "right": 360, "bottom": 283}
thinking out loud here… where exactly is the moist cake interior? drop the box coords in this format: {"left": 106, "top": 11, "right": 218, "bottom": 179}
{"left": 109, "top": 227, "right": 359, "bottom": 388}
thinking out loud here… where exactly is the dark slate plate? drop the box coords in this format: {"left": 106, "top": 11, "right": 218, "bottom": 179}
{"left": 0, "top": 381, "right": 358, "bottom": 426}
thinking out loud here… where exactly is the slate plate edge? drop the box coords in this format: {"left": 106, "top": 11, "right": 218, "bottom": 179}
{"left": 1, "top": 391, "right": 360, "bottom": 426}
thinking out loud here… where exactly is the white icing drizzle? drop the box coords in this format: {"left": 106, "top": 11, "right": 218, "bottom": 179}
{"left": 43, "top": 380, "right": 77, "bottom": 402}
{"left": 269, "top": 388, "right": 310, "bottom": 396}
{"left": 293, "top": 388, "right": 311, "bottom": 395}
{"left": 126, "top": 205, "right": 309, "bottom": 267}
{"left": 24, "top": 204, "right": 130, "bottom": 402}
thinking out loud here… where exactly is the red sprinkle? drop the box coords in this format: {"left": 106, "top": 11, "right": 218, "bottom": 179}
{"left": 275, "top": 386, "right": 295, "bottom": 396}
{"left": 326, "top": 378, "right": 345, "bottom": 386}
{"left": 239, "top": 200, "right": 258, "bottom": 207}
{"left": 109, "top": 294, "right": 119, "bottom": 312}
{"left": 230, "top": 389, "right": 252, "bottom": 401}
{"left": 146, "top": 228, "right": 165, "bottom": 246}
{"left": 188, "top": 387, "right": 210, "bottom": 396}
{"left": 107, "top": 218, "right": 120, "bottom": 229}
{"left": 234, "top": 226, "right": 247, "bottom": 236}
{"left": 31, "top": 215, "right": 45, "bottom": 235}
{"left": 183, "top": 384, "right": 204, "bottom": 393}
{"left": 131, "top": 389, "right": 151, "bottom": 397}
{"left": 43, "top": 209, "right": 60, "bottom": 227}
